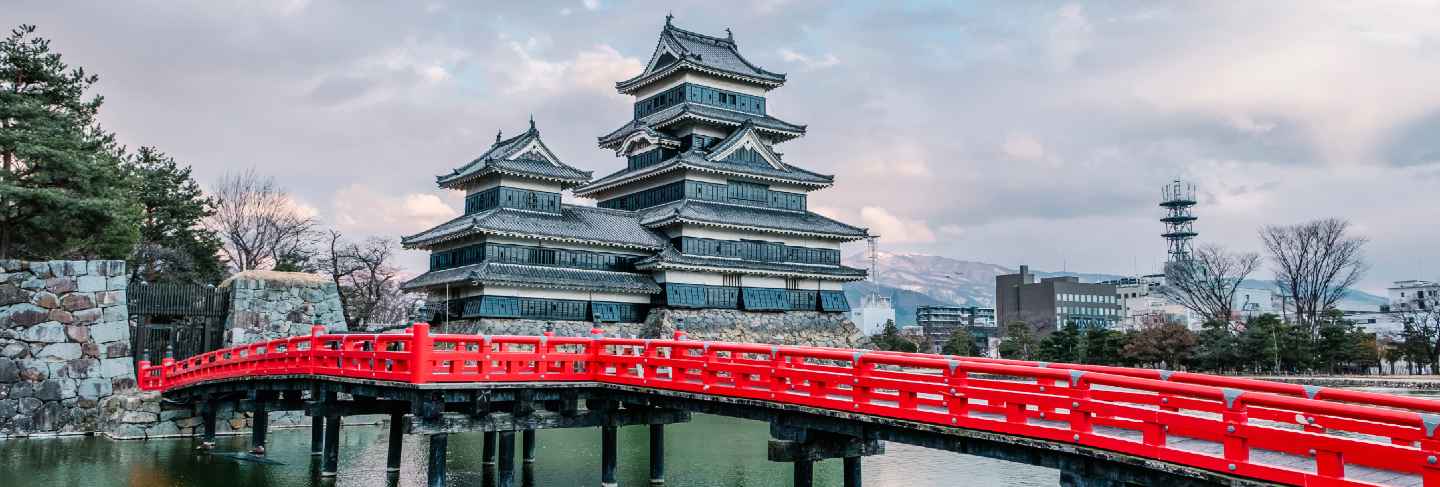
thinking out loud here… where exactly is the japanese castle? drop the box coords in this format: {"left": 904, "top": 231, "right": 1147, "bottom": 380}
{"left": 402, "top": 18, "right": 869, "bottom": 325}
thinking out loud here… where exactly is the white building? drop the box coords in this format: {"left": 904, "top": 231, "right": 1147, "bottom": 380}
{"left": 1389, "top": 280, "right": 1440, "bottom": 312}
{"left": 850, "top": 294, "right": 895, "bottom": 337}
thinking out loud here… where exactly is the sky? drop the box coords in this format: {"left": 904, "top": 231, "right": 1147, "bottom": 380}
{"left": 10, "top": 0, "right": 1440, "bottom": 294}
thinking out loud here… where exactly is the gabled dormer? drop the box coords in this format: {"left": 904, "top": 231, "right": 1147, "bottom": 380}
{"left": 437, "top": 119, "right": 592, "bottom": 215}
{"left": 617, "top": 15, "right": 786, "bottom": 96}
{"left": 704, "top": 121, "right": 786, "bottom": 170}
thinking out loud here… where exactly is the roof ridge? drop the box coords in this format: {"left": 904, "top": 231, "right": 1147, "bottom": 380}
{"left": 664, "top": 22, "right": 736, "bottom": 48}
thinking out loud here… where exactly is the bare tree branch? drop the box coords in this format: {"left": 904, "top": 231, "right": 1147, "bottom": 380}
{"left": 1163, "top": 244, "right": 1261, "bottom": 327}
{"left": 205, "top": 169, "right": 316, "bottom": 271}
{"left": 1259, "top": 218, "right": 1367, "bottom": 333}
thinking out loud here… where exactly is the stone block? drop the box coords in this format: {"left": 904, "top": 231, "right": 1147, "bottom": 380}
{"left": 76, "top": 275, "right": 107, "bottom": 293}
{"left": 159, "top": 408, "right": 191, "bottom": 422}
{"left": 146, "top": 420, "right": 179, "bottom": 437}
{"left": 108, "top": 261, "right": 125, "bottom": 277}
{"left": 81, "top": 341, "right": 100, "bottom": 359}
{"left": 1, "top": 342, "right": 26, "bottom": 359}
{"left": 43, "top": 277, "right": 76, "bottom": 294}
{"left": 105, "top": 341, "right": 130, "bottom": 359}
{"left": 35, "top": 379, "right": 63, "bottom": 401}
{"left": 90, "top": 321, "right": 128, "bottom": 344}
{"left": 174, "top": 416, "right": 202, "bottom": 429}
{"left": 0, "top": 358, "right": 15, "bottom": 382}
{"left": 72, "top": 308, "right": 102, "bottom": 324}
{"left": 76, "top": 378, "right": 111, "bottom": 400}
{"left": 0, "top": 284, "right": 28, "bottom": 307}
{"left": 107, "top": 276, "right": 128, "bottom": 291}
{"left": 61, "top": 292, "right": 96, "bottom": 311}
{"left": 0, "top": 259, "right": 16, "bottom": 272}
{"left": 4, "top": 304, "right": 51, "bottom": 327}
{"left": 48, "top": 260, "right": 68, "bottom": 276}
{"left": 111, "top": 377, "right": 136, "bottom": 391}
{"left": 100, "top": 358, "right": 133, "bottom": 379}
{"left": 96, "top": 291, "right": 122, "bottom": 307}
{"left": 66, "top": 261, "right": 87, "bottom": 276}
{"left": 18, "top": 396, "right": 42, "bottom": 415}
{"left": 20, "top": 278, "right": 45, "bottom": 290}
{"left": 120, "top": 411, "right": 158, "bottom": 424}
{"left": 65, "top": 358, "right": 99, "bottom": 379}
{"left": 63, "top": 323, "right": 86, "bottom": 341}
{"left": 21, "top": 321, "right": 68, "bottom": 343}
{"left": 31, "top": 291, "right": 58, "bottom": 309}
{"left": 37, "top": 343, "right": 82, "bottom": 361}
{"left": 108, "top": 423, "right": 146, "bottom": 439}
{"left": 87, "top": 261, "right": 104, "bottom": 277}
{"left": 49, "top": 309, "right": 75, "bottom": 324}
{"left": 16, "top": 360, "right": 47, "bottom": 381}
{"left": 29, "top": 262, "right": 51, "bottom": 278}
{"left": 102, "top": 306, "right": 126, "bottom": 323}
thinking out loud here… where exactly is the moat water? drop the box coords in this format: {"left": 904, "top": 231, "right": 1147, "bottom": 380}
{"left": 3, "top": 388, "right": 1437, "bottom": 486}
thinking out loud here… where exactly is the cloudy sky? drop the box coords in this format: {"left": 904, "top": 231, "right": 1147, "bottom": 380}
{"left": 12, "top": 0, "right": 1440, "bottom": 293}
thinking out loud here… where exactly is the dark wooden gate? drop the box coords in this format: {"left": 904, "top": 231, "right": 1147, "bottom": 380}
{"left": 128, "top": 283, "right": 230, "bottom": 364}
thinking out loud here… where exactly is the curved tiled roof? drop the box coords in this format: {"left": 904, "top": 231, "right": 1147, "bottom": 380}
{"left": 574, "top": 150, "right": 833, "bottom": 197}
{"left": 401, "top": 262, "right": 661, "bottom": 294}
{"left": 617, "top": 20, "right": 786, "bottom": 94}
{"left": 438, "top": 123, "right": 592, "bottom": 189}
{"left": 598, "top": 102, "right": 805, "bottom": 148}
{"left": 637, "top": 200, "right": 868, "bottom": 241}
{"left": 401, "top": 205, "right": 669, "bottom": 250}
{"left": 635, "top": 247, "right": 867, "bottom": 280}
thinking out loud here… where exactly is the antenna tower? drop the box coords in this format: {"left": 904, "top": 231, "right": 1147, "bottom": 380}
{"left": 866, "top": 235, "right": 881, "bottom": 297}
{"left": 1160, "top": 179, "right": 1198, "bottom": 262}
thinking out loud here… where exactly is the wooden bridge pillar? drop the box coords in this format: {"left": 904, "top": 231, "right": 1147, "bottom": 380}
{"left": 649, "top": 424, "right": 665, "bottom": 485}
{"left": 843, "top": 456, "right": 862, "bottom": 487}
{"left": 427, "top": 433, "right": 448, "bottom": 487}
{"left": 601, "top": 425, "right": 618, "bottom": 487}
{"left": 249, "top": 392, "right": 269, "bottom": 455}
{"left": 321, "top": 414, "right": 342, "bottom": 476}
{"left": 497, "top": 430, "right": 517, "bottom": 487}
{"left": 483, "top": 431, "right": 498, "bottom": 466}
{"left": 522, "top": 429, "right": 537, "bottom": 464}
{"left": 793, "top": 460, "right": 814, "bottom": 487}
{"left": 199, "top": 402, "right": 217, "bottom": 450}
{"left": 310, "top": 415, "right": 324, "bottom": 456}
{"left": 386, "top": 412, "right": 404, "bottom": 473}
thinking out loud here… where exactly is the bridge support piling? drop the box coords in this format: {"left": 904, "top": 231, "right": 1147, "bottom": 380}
{"left": 199, "top": 403, "right": 217, "bottom": 450}
{"left": 310, "top": 415, "right": 325, "bottom": 456}
{"left": 321, "top": 414, "right": 341, "bottom": 477}
{"left": 522, "top": 429, "right": 536, "bottom": 464}
{"left": 793, "top": 460, "right": 814, "bottom": 487}
{"left": 483, "top": 431, "right": 498, "bottom": 466}
{"left": 250, "top": 392, "right": 269, "bottom": 456}
{"left": 649, "top": 424, "right": 665, "bottom": 485}
{"left": 843, "top": 456, "right": 861, "bottom": 487}
{"left": 601, "top": 425, "right": 618, "bottom": 487}
{"left": 498, "top": 430, "right": 517, "bottom": 487}
{"left": 428, "top": 433, "right": 448, "bottom": 487}
{"left": 386, "top": 413, "right": 404, "bottom": 473}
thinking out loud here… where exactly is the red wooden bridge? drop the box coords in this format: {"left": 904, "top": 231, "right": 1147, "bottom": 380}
{"left": 141, "top": 324, "right": 1440, "bottom": 487}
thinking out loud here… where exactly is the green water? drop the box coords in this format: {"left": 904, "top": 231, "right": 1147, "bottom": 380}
{"left": 0, "top": 413, "right": 1058, "bottom": 486}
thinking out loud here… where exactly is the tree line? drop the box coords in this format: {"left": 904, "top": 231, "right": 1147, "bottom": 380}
{"left": 0, "top": 24, "right": 416, "bottom": 327}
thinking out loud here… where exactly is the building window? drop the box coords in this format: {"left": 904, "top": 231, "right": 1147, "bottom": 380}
{"left": 722, "top": 274, "right": 742, "bottom": 287}
{"left": 785, "top": 278, "right": 803, "bottom": 290}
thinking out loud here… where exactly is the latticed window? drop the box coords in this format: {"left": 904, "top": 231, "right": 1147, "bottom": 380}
{"left": 723, "top": 274, "right": 742, "bottom": 287}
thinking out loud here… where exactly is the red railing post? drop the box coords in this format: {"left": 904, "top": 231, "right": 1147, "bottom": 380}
{"left": 1221, "top": 388, "right": 1250, "bottom": 467}
{"left": 588, "top": 326, "right": 605, "bottom": 379}
{"left": 411, "top": 323, "right": 434, "bottom": 383}
{"left": 160, "top": 355, "right": 174, "bottom": 390}
{"left": 945, "top": 360, "right": 969, "bottom": 420}
{"left": 1068, "top": 371, "right": 1093, "bottom": 437}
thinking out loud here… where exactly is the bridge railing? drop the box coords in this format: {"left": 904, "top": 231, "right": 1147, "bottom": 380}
{"left": 138, "top": 324, "right": 1440, "bottom": 487}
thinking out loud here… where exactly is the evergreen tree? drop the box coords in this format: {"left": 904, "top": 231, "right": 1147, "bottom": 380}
{"left": 871, "top": 319, "right": 919, "bottom": 353}
{"left": 1082, "top": 327, "right": 1125, "bottom": 365}
{"left": 997, "top": 321, "right": 1038, "bottom": 360}
{"left": 0, "top": 24, "right": 140, "bottom": 259}
{"left": 1040, "top": 322, "right": 1084, "bottom": 363}
{"left": 941, "top": 327, "right": 979, "bottom": 356}
{"left": 125, "top": 146, "right": 224, "bottom": 283}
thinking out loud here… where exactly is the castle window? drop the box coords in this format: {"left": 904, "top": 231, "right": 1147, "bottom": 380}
{"left": 723, "top": 274, "right": 742, "bottom": 287}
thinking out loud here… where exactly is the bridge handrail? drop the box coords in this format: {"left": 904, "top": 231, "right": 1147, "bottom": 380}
{"left": 137, "top": 323, "right": 1440, "bottom": 487}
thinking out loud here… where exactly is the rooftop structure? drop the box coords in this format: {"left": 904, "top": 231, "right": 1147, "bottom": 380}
{"left": 401, "top": 18, "right": 869, "bottom": 324}
{"left": 1161, "top": 179, "right": 1198, "bottom": 262}
{"left": 1389, "top": 280, "right": 1439, "bottom": 312}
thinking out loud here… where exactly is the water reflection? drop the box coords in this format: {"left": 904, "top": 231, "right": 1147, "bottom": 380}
{"left": 1, "top": 414, "right": 1058, "bottom": 486}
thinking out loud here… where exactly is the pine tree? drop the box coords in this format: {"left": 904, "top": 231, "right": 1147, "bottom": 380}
{"left": 0, "top": 24, "right": 140, "bottom": 259}
{"left": 941, "top": 327, "right": 979, "bottom": 356}
{"left": 998, "top": 321, "right": 1038, "bottom": 360}
{"left": 125, "top": 146, "right": 224, "bottom": 283}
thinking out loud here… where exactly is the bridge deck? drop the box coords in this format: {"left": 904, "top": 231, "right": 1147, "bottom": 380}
{"left": 142, "top": 324, "right": 1440, "bottom": 487}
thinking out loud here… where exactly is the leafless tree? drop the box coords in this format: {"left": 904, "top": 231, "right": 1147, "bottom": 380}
{"left": 322, "top": 233, "right": 411, "bottom": 327}
{"left": 1163, "top": 244, "right": 1262, "bottom": 327}
{"left": 1259, "top": 218, "right": 1367, "bottom": 332}
{"left": 206, "top": 169, "right": 317, "bottom": 271}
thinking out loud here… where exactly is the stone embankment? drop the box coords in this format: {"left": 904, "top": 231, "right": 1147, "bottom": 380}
{"left": 445, "top": 309, "right": 864, "bottom": 348}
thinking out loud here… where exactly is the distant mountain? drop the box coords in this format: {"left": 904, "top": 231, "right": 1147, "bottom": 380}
{"left": 842, "top": 252, "right": 1390, "bottom": 319}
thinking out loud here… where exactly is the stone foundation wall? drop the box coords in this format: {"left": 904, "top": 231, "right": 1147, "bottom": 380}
{"left": 222, "top": 271, "right": 346, "bottom": 346}
{"left": 440, "top": 309, "right": 863, "bottom": 347}
{"left": 0, "top": 260, "right": 135, "bottom": 437}
{"left": 101, "top": 390, "right": 311, "bottom": 440}
{"left": 644, "top": 309, "right": 865, "bottom": 347}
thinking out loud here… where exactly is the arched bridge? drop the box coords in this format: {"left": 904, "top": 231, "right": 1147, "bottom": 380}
{"left": 140, "top": 324, "right": 1440, "bottom": 487}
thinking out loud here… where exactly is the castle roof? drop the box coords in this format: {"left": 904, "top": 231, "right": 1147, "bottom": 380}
{"left": 616, "top": 18, "right": 786, "bottom": 95}
{"left": 637, "top": 200, "right": 868, "bottom": 241}
{"left": 437, "top": 121, "right": 592, "bottom": 189}
{"left": 598, "top": 102, "right": 805, "bottom": 150}
{"left": 401, "top": 204, "right": 668, "bottom": 250}
{"left": 401, "top": 261, "right": 661, "bottom": 294}
{"left": 574, "top": 149, "right": 833, "bottom": 197}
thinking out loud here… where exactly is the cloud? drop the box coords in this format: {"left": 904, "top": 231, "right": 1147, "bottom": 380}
{"left": 1001, "top": 132, "right": 1047, "bottom": 162}
{"left": 582, "top": 0, "right": 601, "bottom": 11}
{"left": 497, "top": 40, "right": 642, "bottom": 97}
{"left": 778, "top": 48, "right": 840, "bottom": 70}
{"left": 860, "top": 207, "right": 936, "bottom": 244}
{"left": 1048, "top": 3, "right": 1093, "bottom": 71}
{"left": 330, "top": 184, "right": 459, "bottom": 236}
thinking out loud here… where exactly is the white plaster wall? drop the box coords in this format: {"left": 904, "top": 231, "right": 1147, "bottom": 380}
{"left": 676, "top": 226, "right": 841, "bottom": 250}
{"left": 483, "top": 285, "right": 651, "bottom": 304}
{"left": 462, "top": 175, "right": 564, "bottom": 195}
{"left": 631, "top": 71, "right": 768, "bottom": 99}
